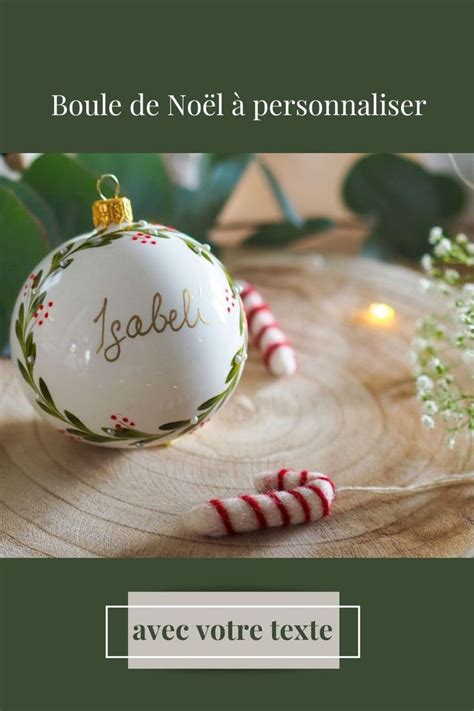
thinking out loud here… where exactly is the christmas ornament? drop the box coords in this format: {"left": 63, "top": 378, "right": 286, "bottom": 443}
{"left": 10, "top": 174, "right": 247, "bottom": 448}
{"left": 184, "top": 471, "right": 335, "bottom": 537}
{"left": 238, "top": 281, "right": 296, "bottom": 377}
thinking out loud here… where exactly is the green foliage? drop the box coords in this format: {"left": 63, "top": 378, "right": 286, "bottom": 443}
{"left": 246, "top": 217, "right": 333, "bottom": 248}
{"left": 0, "top": 151, "right": 330, "bottom": 354}
{"left": 255, "top": 157, "right": 303, "bottom": 227}
{"left": 0, "top": 188, "right": 49, "bottom": 352}
{"left": 343, "top": 153, "right": 466, "bottom": 261}
{"left": 1, "top": 151, "right": 468, "bottom": 356}
{"left": 23, "top": 154, "right": 98, "bottom": 241}
{"left": 179, "top": 153, "right": 253, "bottom": 240}
{"left": 0, "top": 177, "right": 61, "bottom": 246}
{"left": 76, "top": 153, "right": 174, "bottom": 224}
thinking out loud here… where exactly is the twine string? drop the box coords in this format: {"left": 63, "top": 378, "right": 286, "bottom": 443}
{"left": 337, "top": 472, "right": 474, "bottom": 495}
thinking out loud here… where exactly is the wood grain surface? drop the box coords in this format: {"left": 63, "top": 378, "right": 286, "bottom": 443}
{"left": 1, "top": 254, "right": 473, "bottom": 558}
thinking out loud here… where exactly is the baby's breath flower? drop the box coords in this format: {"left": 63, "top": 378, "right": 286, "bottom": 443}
{"left": 421, "top": 254, "right": 433, "bottom": 272}
{"left": 444, "top": 269, "right": 459, "bottom": 283}
{"left": 423, "top": 400, "right": 438, "bottom": 415}
{"left": 438, "top": 281, "right": 452, "bottom": 295}
{"left": 434, "top": 238, "right": 452, "bottom": 257}
{"left": 412, "top": 337, "right": 428, "bottom": 350}
{"left": 417, "top": 374, "right": 434, "bottom": 391}
{"left": 412, "top": 230, "right": 474, "bottom": 449}
{"left": 430, "top": 356, "right": 444, "bottom": 373}
{"left": 421, "top": 414, "right": 435, "bottom": 429}
{"left": 462, "top": 349, "right": 474, "bottom": 365}
{"left": 429, "top": 226, "right": 443, "bottom": 243}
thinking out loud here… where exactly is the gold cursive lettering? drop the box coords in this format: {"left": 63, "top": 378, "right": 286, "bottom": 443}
{"left": 93, "top": 297, "right": 108, "bottom": 354}
{"left": 93, "top": 289, "right": 210, "bottom": 363}
{"left": 104, "top": 320, "right": 125, "bottom": 363}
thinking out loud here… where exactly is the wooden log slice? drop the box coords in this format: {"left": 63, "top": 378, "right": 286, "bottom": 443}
{"left": 1, "top": 254, "right": 473, "bottom": 558}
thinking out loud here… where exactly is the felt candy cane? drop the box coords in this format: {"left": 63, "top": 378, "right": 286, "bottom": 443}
{"left": 183, "top": 467, "right": 474, "bottom": 538}
{"left": 184, "top": 473, "right": 335, "bottom": 537}
{"left": 237, "top": 280, "right": 297, "bottom": 377}
{"left": 254, "top": 468, "right": 336, "bottom": 495}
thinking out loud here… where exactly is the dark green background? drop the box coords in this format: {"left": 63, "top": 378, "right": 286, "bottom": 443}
{"left": 1, "top": 559, "right": 473, "bottom": 710}
{"left": 0, "top": 0, "right": 473, "bottom": 151}
{"left": 1, "top": 2, "right": 473, "bottom": 709}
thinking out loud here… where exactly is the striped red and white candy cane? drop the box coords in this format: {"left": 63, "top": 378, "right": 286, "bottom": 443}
{"left": 255, "top": 468, "right": 336, "bottom": 496}
{"left": 184, "top": 473, "right": 335, "bottom": 537}
{"left": 236, "top": 280, "right": 297, "bottom": 377}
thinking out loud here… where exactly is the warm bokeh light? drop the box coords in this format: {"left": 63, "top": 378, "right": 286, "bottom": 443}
{"left": 359, "top": 302, "right": 397, "bottom": 327}
{"left": 368, "top": 302, "right": 395, "bottom": 321}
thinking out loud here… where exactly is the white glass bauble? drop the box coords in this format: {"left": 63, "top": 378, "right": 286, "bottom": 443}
{"left": 10, "top": 221, "right": 247, "bottom": 448}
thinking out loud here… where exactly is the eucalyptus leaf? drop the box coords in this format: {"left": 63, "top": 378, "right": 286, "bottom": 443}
{"left": 173, "top": 185, "right": 196, "bottom": 224}
{"left": 245, "top": 217, "right": 333, "bottom": 248}
{"left": 77, "top": 153, "right": 174, "bottom": 224}
{"left": 0, "top": 188, "right": 48, "bottom": 352}
{"left": 22, "top": 153, "right": 97, "bottom": 241}
{"left": 0, "top": 178, "right": 61, "bottom": 247}
{"left": 343, "top": 153, "right": 466, "bottom": 262}
{"left": 361, "top": 229, "right": 399, "bottom": 262}
{"left": 343, "top": 153, "right": 440, "bottom": 220}
{"left": 257, "top": 158, "right": 303, "bottom": 227}
{"left": 375, "top": 221, "right": 438, "bottom": 261}
{"left": 198, "top": 153, "right": 244, "bottom": 181}
{"left": 180, "top": 154, "right": 252, "bottom": 240}
{"left": 432, "top": 174, "right": 466, "bottom": 219}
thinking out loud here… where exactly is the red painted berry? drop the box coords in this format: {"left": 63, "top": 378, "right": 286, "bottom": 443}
{"left": 111, "top": 415, "right": 117, "bottom": 420}
{"left": 38, "top": 320, "right": 43, "bottom": 326}
{"left": 130, "top": 422, "right": 136, "bottom": 427}
{"left": 123, "top": 417, "right": 129, "bottom": 423}
{"left": 44, "top": 313, "right": 49, "bottom": 318}
{"left": 48, "top": 301, "right": 53, "bottom": 307}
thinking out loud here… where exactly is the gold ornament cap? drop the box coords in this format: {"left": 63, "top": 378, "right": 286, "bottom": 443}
{"left": 92, "top": 174, "right": 133, "bottom": 228}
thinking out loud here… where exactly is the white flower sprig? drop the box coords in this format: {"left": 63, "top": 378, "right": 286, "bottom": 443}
{"left": 411, "top": 227, "right": 474, "bottom": 449}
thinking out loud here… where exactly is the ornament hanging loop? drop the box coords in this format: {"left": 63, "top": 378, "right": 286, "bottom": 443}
{"left": 96, "top": 173, "right": 121, "bottom": 201}
{"left": 92, "top": 174, "right": 133, "bottom": 229}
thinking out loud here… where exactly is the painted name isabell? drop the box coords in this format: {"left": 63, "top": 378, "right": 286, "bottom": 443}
{"left": 93, "top": 289, "right": 209, "bottom": 363}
